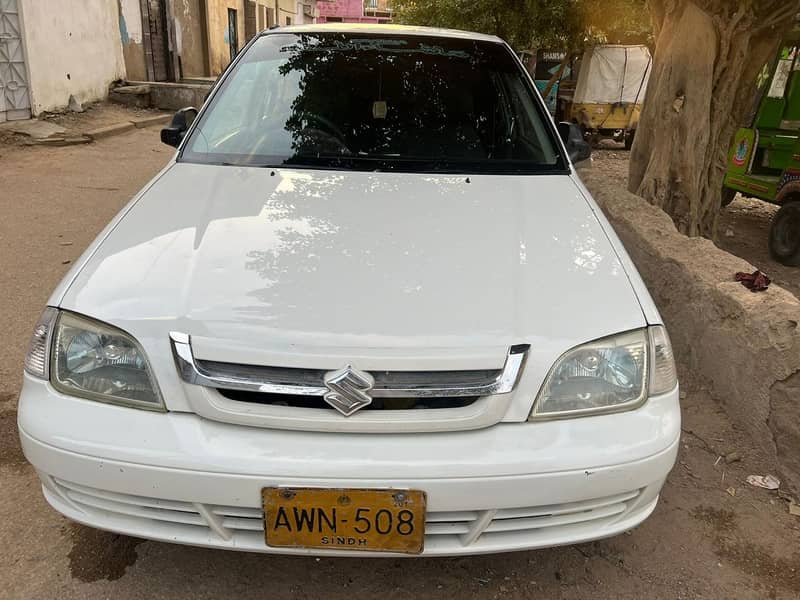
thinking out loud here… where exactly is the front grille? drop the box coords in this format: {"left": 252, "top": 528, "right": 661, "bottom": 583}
{"left": 52, "top": 478, "right": 262, "bottom": 537}
{"left": 169, "top": 333, "right": 529, "bottom": 431}
{"left": 217, "top": 389, "right": 481, "bottom": 410}
{"left": 170, "top": 332, "right": 529, "bottom": 404}
{"left": 424, "top": 490, "right": 641, "bottom": 545}
{"left": 200, "top": 360, "right": 503, "bottom": 392}
{"left": 50, "top": 477, "right": 642, "bottom": 551}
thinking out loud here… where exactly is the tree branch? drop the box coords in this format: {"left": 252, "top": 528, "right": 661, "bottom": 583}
{"left": 759, "top": 3, "right": 800, "bottom": 31}
{"left": 647, "top": 0, "right": 668, "bottom": 30}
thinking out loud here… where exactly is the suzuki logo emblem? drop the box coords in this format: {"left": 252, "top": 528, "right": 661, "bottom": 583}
{"left": 323, "top": 365, "right": 375, "bottom": 417}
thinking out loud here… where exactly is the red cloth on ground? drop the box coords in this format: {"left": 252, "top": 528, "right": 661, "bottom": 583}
{"left": 735, "top": 270, "right": 771, "bottom": 292}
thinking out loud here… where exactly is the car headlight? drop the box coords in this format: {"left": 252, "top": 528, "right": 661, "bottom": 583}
{"left": 24, "top": 309, "right": 164, "bottom": 411}
{"left": 530, "top": 326, "right": 677, "bottom": 420}
{"left": 24, "top": 307, "right": 59, "bottom": 379}
{"left": 647, "top": 325, "right": 678, "bottom": 396}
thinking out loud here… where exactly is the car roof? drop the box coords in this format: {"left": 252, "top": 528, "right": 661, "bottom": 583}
{"left": 263, "top": 23, "right": 504, "bottom": 44}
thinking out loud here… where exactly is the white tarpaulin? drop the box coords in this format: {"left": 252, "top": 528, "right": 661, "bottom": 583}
{"left": 573, "top": 45, "right": 652, "bottom": 104}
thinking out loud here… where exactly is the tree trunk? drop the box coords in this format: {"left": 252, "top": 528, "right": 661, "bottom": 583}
{"left": 629, "top": 0, "right": 798, "bottom": 238}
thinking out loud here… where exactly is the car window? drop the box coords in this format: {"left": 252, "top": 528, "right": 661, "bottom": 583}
{"left": 181, "top": 32, "right": 564, "bottom": 174}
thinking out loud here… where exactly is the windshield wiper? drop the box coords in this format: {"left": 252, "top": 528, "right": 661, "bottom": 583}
{"left": 220, "top": 161, "right": 282, "bottom": 168}
{"left": 201, "top": 154, "right": 564, "bottom": 174}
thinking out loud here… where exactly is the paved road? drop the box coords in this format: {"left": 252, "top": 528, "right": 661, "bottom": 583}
{"left": 1, "top": 129, "right": 798, "bottom": 599}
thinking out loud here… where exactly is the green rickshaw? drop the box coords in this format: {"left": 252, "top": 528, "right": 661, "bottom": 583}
{"left": 723, "top": 34, "right": 800, "bottom": 266}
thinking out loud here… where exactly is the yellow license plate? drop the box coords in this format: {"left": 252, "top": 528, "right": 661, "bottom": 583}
{"left": 262, "top": 487, "right": 426, "bottom": 554}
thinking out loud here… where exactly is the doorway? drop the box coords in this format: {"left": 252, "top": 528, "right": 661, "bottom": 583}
{"left": 141, "top": 0, "right": 171, "bottom": 81}
{"left": 228, "top": 9, "right": 239, "bottom": 63}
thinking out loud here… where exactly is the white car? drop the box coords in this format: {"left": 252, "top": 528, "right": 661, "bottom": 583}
{"left": 18, "top": 24, "right": 679, "bottom": 557}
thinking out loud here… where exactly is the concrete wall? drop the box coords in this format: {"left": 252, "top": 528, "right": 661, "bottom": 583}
{"left": 148, "top": 81, "right": 211, "bottom": 109}
{"left": 174, "top": 0, "right": 209, "bottom": 78}
{"left": 119, "top": 0, "right": 209, "bottom": 80}
{"left": 207, "top": 0, "right": 245, "bottom": 76}
{"left": 579, "top": 168, "right": 800, "bottom": 496}
{"left": 118, "top": 0, "right": 147, "bottom": 81}
{"left": 275, "top": 0, "right": 297, "bottom": 25}
{"left": 295, "top": 1, "right": 313, "bottom": 24}
{"left": 252, "top": 1, "right": 275, "bottom": 30}
{"left": 19, "top": 0, "right": 127, "bottom": 114}
{"left": 119, "top": 0, "right": 308, "bottom": 81}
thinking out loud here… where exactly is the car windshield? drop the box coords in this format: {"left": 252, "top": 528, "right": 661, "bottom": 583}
{"left": 180, "top": 31, "right": 564, "bottom": 174}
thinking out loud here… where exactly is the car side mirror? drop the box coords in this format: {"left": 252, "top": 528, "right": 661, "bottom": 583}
{"left": 160, "top": 107, "right": 198, "bottom": 148}
{"left": 558, "top": 121, "right": 592, "bottom": 165}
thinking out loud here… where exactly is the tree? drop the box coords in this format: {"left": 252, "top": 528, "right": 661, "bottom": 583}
{"left": 629, "top": 1, "right": 799, "bottom": 237}
{"left": 392, "top": 0, "right": 651, "bottom": 53}
{"left": 394, "top": 0, "right": 651, "bottom": 124}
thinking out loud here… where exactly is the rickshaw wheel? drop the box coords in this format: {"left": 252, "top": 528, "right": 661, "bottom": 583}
{"left": 624, "top": 130, "right": 635, "bottom": 151}
{"left": 721, "top": 186, "right": 737, "bottom": 208}
{"left": 769, "top": 201, "right": 800, "bottom": 266}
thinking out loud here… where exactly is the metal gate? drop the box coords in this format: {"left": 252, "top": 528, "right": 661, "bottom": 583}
{"left": 0, "top": 0, "right": 30, "bottom": 122}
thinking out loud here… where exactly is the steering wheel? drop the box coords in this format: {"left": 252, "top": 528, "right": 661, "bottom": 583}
{"left": 301, "top": 112, "right": 347, "bottom": 141}
{"left": 299, "top": 112, "right": 350, "bottom": 154}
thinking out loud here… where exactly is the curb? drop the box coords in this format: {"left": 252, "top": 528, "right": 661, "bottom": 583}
{"left": 27, "top": 135, "right": 92, "bottom": 147}
{"left": 86, "top": 122, "right": 136, "bottom": 140}
{"left": 131, "top": 114, "right": 172, "bottom": 129}
{"left": 85, "top": 114, "right": 171, "bottom": 141}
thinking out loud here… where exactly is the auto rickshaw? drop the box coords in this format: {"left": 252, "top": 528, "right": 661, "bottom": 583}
{"left": 560, "top": 45, "right": 652, "bottom": 149}
{"left": 519, "top": 49, "right": 571, "bottom": 116}
{"left": 722, "top": 34, "right": 800, "bottom": 266}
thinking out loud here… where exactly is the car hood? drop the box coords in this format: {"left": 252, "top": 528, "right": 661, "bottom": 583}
{"left": 60, "top": 163, "right": 645, "bottom": 372}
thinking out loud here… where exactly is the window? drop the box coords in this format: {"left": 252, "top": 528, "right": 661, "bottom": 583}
{"left": 768, "top": 46, "right": 799, "bottom": 99}
{"left": 182, "top": 33, "right": 563, "bottom": 174}
{"left": 286, "top": 16, "right": 292, "bottom": 26}
{"left": 325, "top": 16, "right": 343, "bottom": 23}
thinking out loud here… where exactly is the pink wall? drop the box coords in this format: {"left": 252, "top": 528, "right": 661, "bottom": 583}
{"left": 318, "top": 0, "right": 392, "bottom": 24}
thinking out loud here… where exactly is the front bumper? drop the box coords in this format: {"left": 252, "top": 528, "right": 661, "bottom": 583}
{"left": 18, "top": 375, "right": 680, "bottom": 556}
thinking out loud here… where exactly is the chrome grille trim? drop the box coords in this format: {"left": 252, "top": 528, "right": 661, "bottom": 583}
{"left": 170, "top": 332, "right": 529, "bottom": 399}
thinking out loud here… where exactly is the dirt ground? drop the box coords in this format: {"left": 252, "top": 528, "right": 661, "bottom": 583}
{"left": 0, "top": 102, "right": 168, "bottom": 146}
{"left": 1, "top": 127, "right": 799, "bottom": 599}
{"left": 590, "top": 150, "right": 800, "bottom": 299}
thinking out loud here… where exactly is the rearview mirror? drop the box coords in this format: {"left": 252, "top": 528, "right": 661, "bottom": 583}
{"left": 161, "top": 107, "right": 198, "bottom": 148}
{"left": 557, "top": 122, "right": 592, "bottom": 165}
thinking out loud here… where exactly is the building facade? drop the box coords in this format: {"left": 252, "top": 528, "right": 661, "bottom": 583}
{"left": 317, "top": 0, "right": 393, "bottom": 24}
{"left": 0, "top": 0, "right": 344, "bottom": 120}
{"left": 0, "top": 0, "right": 126, "bottom": 119}
{"left": 119, "top": 0, "right": 322, "bottom": 82}
{"left": 245, "top": 1, "right": 319, "bottom": 35}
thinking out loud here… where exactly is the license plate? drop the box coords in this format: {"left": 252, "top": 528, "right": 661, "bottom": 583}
{"left": 262, "top": 487, "right": 426, "bottom": 554}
